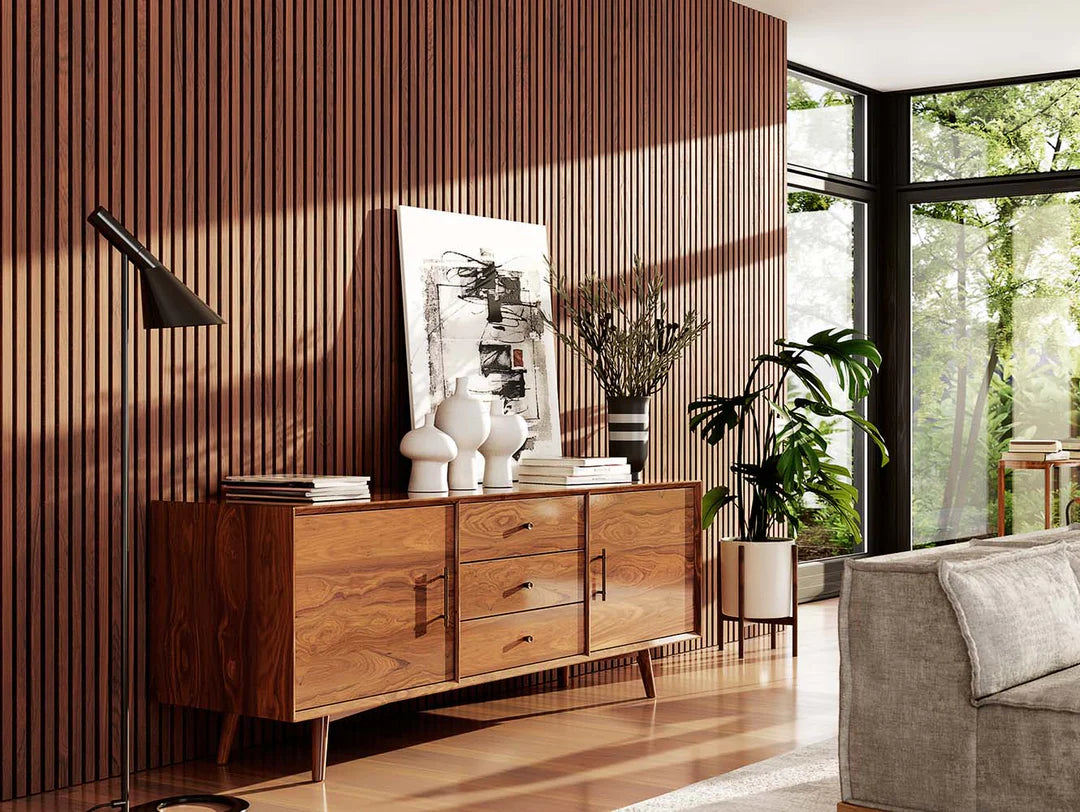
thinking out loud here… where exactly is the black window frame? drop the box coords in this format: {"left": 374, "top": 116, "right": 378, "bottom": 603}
{"left": 867, "top": 67, "right": 1080, "bottom": 554}
{"left": 787, "top": 63, "right": 877, "bottom": 563}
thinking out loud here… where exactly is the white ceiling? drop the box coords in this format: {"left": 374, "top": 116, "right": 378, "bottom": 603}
{"left": 740, "top": 0, "right": 1080, "bottom": 91}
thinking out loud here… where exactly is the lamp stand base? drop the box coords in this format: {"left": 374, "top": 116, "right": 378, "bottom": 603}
{"left": 130, "top": 795, "right": 249, "bottom": 811}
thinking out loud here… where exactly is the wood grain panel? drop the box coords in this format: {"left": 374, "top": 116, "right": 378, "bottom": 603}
{"left": 460, "top": 551, "right": 584, "bottom": 620}
{"left": 148, "top": 503, "right": 294, "bottom": 722}
{"left": 458, "top": 496, "right": 584, "bottom": 561}
{"left": 293, "top": 507, "right": 454, "bottom": 711}
{"left": 0, "top": 0, "right": 785, "bottom": 799}
{"left": 459, "top": 604, "right": 584, "bottom": 678}
{"left": 589, "top": 488, "right": 698, "bottom": 650}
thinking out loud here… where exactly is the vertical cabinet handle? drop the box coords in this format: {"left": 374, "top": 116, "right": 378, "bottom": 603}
{"left": 433, "top": 567, "right": 450, "bottom": 625}
{"left": 598, "top": 547, "right": 608, "bottom": 601}
{"left": 443, "top": 566, "right": 450, "bottom": 623}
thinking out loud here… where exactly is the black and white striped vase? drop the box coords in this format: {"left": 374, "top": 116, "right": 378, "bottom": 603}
{"left": 607, "top": 396, "right": 650, "bottom": 483}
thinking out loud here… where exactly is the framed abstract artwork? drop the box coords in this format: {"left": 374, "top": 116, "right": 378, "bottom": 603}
{"left": 396, "top": 206, "right": 563, "bottom": 458}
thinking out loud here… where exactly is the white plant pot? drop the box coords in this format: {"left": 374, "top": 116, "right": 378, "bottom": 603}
{"left": 720, "top": 538, "right": 795, "bottom": 619}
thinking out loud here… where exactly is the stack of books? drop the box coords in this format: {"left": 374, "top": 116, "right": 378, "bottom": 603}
{"left": 1062, "top": 439, "right": 1080, "bottom": 459}
{"left": 222, "top": 474, "right": 372, "bottom": 503}
{"left": 1002, "top": 440, "right": 1069, "bottom": 462}
{"left": 517, "top": 457, "right": 631, "bottom": 486}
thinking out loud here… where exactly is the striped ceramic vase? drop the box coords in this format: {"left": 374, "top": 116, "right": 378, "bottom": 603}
{"left": 607, "top": 396, "right": 650, "bottom": 483}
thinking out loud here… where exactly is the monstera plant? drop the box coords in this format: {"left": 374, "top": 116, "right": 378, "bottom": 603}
{"left": 688, "top": 328, "right": 888, "bottom": 619}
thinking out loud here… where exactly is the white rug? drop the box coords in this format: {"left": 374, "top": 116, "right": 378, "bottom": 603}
{"left": 621, "top": 737, "right": 840, "bottom": 811}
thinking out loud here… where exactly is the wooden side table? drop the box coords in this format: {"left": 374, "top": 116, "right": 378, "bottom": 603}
{"left": 996, "top": 458, "right": 1080, "bottom": 536}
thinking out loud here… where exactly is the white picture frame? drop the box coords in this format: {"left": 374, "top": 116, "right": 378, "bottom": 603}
{"left": 396, "top": 206, "right": 563, "bottom": 459}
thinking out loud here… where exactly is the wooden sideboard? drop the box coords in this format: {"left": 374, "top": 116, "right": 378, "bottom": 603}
{"left": 149, "top": 481, "right": 702, "bottom": 781}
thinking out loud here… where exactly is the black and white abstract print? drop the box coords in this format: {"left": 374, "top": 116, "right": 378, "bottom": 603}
{"left": 398, "top": 206, "right": 562, "bottom": 458}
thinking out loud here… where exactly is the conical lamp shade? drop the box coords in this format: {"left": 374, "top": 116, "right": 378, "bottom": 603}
{"left": 138, "top": 264, "right": 225, "bottom": 329}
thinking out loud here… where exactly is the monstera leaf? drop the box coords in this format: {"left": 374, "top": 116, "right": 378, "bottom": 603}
{"left": 688, "top": 328, "right": 888, "bottom": 542}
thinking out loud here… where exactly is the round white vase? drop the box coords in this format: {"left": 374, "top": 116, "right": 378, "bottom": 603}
{"left": 479, "top": 401, "right": 528, "bottom": 488}
{"left": 435, "top": 376, "right": 491, "bottom": 491}
{"left": 399, "top": 412, "right": 458, "bottom": 494}
{"left": 720, "top": 538, "right": 796, "bottom": 619}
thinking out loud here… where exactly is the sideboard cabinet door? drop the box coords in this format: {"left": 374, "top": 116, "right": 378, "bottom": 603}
{"left": 293, "top": 506, "right": 454, "bottom": 710}
{"left": 588, "top": 488, "right": 698, "bottom": 650}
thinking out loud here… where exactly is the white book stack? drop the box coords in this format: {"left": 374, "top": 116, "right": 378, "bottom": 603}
{"left": 517, "top": 457, "right": 631, "bottom": 487}
{"left": 1002, "top": 440, "right": 1068, "bottom": 462}
{"left": 221, "top": 474, "right": 372, "bottom": 503}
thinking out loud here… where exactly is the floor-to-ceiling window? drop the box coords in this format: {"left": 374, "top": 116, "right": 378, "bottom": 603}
{"left": 906, "top": 75, "right": 1080, "bottom": 546}
{"left": 787, "top": 69, "right": 873, "bottom": 561}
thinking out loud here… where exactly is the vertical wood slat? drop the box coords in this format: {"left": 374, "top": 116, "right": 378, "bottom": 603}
{"left": 0, "top": 0, "right": 785, "bottom": 800}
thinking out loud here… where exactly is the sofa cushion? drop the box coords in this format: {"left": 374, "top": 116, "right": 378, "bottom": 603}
{"left": 970, "top": 526, "right": 1080, "bottom": 549}
{"left": 976, "top": 667, "right": 1080, "bottom": 811}
{"left": 978, "top": 663, "right": 1080, "bottom": 713}
{"left": 939, "top": 543, "right": 1080, "bottom": 699}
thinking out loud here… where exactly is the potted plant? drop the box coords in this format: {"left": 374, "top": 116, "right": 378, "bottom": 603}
{"left": 544, "top": 256, "right": 708, "bottom": 481}
{"left": 688, "top": 328, "right": 888, "bottom": 618}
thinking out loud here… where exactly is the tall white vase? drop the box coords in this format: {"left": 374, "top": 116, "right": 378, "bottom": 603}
{"left": 435, "top": 376, "right": 491, "bottom": 491}
{"left": 479, "top": 401, "right": 528, "bottom": 488}
{"left": 399, "top": 412, "right": 458, "bottom": 494}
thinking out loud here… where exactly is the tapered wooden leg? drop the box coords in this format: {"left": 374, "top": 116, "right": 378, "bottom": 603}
{"left": 311, "top": 716, "right": 330, "bottom": 782}
{"left": 718, "top": 551, "right": 724, "bottom": 651}
{"left": 737, "top": 545, "right": 745, "bottom": 660}
{"left": 216, "top": 712, "right": 240, "bottom": 766}
{"left": 558, "top": 665, "right": 570, "bottom": 689}
{"left": 770, "top": 622, "right": 777, "bottom": 649}
{"left": 636, "top": 649, "right": 656, "bottom": 698}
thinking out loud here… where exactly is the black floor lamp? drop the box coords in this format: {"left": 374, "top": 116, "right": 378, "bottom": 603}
{"left": 85, "top": 207, "right": 248, "bottom": 812}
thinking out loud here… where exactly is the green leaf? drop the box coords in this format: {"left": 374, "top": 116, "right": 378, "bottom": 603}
{"left": 701, "top": 485, "right": 735, "bottom": 530}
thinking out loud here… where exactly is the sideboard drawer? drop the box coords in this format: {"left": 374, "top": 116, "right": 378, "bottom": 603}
{"left": 459, "top": 603, "right": 584, "bottom": 677}
{"left": 459, "top": 496, "right": 584, "bottom": 561}
{"left": 460, "top": 551, "right": 583, "bottom": 620}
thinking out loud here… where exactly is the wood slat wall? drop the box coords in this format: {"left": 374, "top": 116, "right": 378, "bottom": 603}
{"left": 0, "top": 0, "right": 785, "bottom": 800}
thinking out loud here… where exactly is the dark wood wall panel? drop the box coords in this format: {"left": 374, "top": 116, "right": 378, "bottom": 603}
{"left": 0, "top": 0, "right": 785, "bottom": 800}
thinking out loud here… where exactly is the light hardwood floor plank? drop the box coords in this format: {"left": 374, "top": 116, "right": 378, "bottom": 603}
{"left": 7, "top": 600, "right": 837, "bottom": 811}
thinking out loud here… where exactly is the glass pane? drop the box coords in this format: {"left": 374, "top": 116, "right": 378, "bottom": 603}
{"left": 911, "top": 77, "right": 1080, "bottom": 182}
{"left": 788, "top": 73, "right": 861, "bottom": 178}
{"left": 787, "top": 190, "right": 865, "bottom": 560}
{"left": 911, "top": 192, "right": 1080, "bottom": 547}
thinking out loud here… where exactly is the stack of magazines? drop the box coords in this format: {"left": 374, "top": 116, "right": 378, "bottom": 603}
{"left": 517, "top": 457, "right": 631, "bottom": 486}
{"left": 222, "top": 474, "right": 372, "bottom": 503}
{"left": 1001, "top": 440, "right": 1069, "bottom": 462}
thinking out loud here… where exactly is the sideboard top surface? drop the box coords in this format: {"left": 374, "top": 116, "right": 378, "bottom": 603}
{"left": 151, "top": 480, "right": 702, "bottom": 515}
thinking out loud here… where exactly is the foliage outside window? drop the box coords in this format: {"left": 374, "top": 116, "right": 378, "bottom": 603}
{"left": 910, "top": 78, "right": 1080, "bottom": 547}
{"left": 912, "top": 77, "right": 1080, "bottom": 182}
{"left": 787, "top": 190, "right": 866, "bottom": 559}
{"left": 912, "top": 192, "right": 1080, "bottom": 546}
{"left": 788, "top": 73, "right": 861, "bottom": 179}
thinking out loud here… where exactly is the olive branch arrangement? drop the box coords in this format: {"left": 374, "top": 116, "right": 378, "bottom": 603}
{"left": 542, "top": 256, "right": 708, "bottom": 397}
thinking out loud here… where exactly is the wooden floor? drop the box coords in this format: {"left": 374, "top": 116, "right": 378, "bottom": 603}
{"left": 6, "top": 600, "right": 838, "bottom": 811}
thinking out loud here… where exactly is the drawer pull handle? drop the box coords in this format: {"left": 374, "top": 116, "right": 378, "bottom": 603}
{"left": 523, "top": 635, "right": 534, "bottom": 643}
{"left": 522, "top": 581, "right": 534, "bottom": 590}
{"left": 522, "top": 521, "right": 535, "bottom": 531}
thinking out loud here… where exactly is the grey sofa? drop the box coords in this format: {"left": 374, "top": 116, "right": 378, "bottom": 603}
{"left": 839, "top": 527, "right": 1080, "bottom": 812}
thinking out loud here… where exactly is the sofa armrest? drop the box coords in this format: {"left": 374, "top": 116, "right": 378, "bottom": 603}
{"left": 839, "top": 547, "right": 1000, "bottom": 812}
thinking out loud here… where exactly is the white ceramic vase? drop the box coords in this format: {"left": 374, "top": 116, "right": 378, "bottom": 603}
{"left": 720, "top": 538, "right": 796, "bottom": 619}
{"left": 399, "top": 412, "right": 458, "bottom": 494}
{"left": 479, "top": 401, "right": 528, "bottom": 488}
{"left": 435, "top": 376, "right": 491, "bottom": 491}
